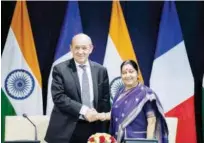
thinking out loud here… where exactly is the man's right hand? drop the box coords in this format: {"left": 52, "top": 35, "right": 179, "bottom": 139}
{"left": 84, "top": 108, "right": 98, "bottom": 122}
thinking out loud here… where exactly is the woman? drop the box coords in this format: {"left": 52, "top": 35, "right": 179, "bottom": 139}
{"left": 97, "top": 60, "right": 168, "bottom": 143}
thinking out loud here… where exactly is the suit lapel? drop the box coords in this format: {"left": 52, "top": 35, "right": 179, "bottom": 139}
{"left": 90, "top": 61, "right": 98, "bottom": 108}
{"left": 68, "top": 59, "right": 81, "bottom": 102}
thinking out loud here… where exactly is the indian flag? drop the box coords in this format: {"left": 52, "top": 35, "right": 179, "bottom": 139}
{"left": 150, "top": 1, "right": 196, "bottom": 142}
{"left": 103, "top": 1, "right": 143, "bottom": 99}
{"left": 1, "top": 1, "right": 43, "bottom": 142}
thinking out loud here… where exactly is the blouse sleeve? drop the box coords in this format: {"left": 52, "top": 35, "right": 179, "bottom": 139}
{"left": 144, "top": 101, "right": 155, "bottom": 118}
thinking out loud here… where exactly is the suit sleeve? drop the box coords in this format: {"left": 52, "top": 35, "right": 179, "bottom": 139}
{"left": 101, "top": 68, "right": 111, "bottom": 112}
{"left": 51, "top": 66, "right": 82, "bottom": 117}
{"left": 99, "top": 67, "right": 111, "bottom": 133}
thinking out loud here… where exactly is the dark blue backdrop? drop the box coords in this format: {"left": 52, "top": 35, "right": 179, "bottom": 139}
{"left": 2, "top": 1, "right": 204, "bottom": 142}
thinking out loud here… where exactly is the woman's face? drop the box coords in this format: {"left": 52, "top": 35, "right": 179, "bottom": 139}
{"left": 121, "top": 64, "right": 138, "bottom": 88}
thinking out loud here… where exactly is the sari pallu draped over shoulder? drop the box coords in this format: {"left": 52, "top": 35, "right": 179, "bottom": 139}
{"left": 110, "top": 83, "right": 168, "bottom": 143}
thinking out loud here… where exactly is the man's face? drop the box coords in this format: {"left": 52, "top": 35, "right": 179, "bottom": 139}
{"left": 71, "top": 35, "right": 93, "bottom": 64}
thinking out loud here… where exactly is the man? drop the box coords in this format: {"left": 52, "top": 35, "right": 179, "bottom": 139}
{"left": 45, "top": 33, "right": 111, "bottom": 143}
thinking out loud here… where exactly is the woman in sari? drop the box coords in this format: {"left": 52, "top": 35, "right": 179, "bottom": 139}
{"left": 97, "top": 60, "right": 168, "bottom": 143}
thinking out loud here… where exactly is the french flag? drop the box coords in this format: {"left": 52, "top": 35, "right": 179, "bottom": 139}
{"left": 150, "top": 1, "right": 196, "bottom": 143}
{"left": 46, "top": 1, "right": 83, "bottom": 115}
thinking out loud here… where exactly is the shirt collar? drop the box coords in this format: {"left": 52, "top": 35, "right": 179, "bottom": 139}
{"left": 74, "top": 60, "right": 90, "bottom": 68}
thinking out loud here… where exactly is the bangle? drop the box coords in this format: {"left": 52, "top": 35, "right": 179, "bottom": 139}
{"left": 105, "top": 113, "right": 109, "bottom": 120}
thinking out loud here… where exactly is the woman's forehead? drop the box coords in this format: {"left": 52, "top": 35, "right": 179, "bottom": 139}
{"left": 122, "top": 64, "right": 134, "bottom": 70}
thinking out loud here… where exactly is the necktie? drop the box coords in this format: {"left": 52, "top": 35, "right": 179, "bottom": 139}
{"left": 79, "top": 65, "right": 92, "bottom": 108}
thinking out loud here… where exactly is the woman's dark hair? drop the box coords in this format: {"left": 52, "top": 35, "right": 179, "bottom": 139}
{"left": 120, "top": 60, "right": 139, "bottom": 73}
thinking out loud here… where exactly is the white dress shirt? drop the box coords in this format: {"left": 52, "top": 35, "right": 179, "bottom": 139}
{"left": 74, "top": 60, "right": 94, "bottom": 117}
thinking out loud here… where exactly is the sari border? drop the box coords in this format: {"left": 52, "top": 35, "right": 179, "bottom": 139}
{"left": 117, "top": 94, "right": 150, "bottom": 142}
{"left": 117, "top": 91, "right": 168, "bottom": 143}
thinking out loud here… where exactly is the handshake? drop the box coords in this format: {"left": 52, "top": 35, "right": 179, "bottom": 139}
{"left": 84, "top": 108, "right": 110, "bottom": 122}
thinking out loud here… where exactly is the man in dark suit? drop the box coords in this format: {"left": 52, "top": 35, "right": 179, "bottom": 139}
{"left": 45, "top": 33, "right": 111, "bottom": 143}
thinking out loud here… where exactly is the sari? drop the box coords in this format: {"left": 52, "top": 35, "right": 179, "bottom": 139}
{"left": 110, "top": 83, "right": 168, "bottom": 143}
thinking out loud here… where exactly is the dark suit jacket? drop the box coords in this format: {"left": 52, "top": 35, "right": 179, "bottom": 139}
{"left": 45, "top": 58, "right": 111, "bottom": 143}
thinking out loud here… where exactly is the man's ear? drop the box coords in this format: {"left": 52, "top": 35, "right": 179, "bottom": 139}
{"left": 89, "top": 44, "right": 94, "bottom": 53}
{"left": 70, "top": 45, "right": 72, "bottom": 51}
